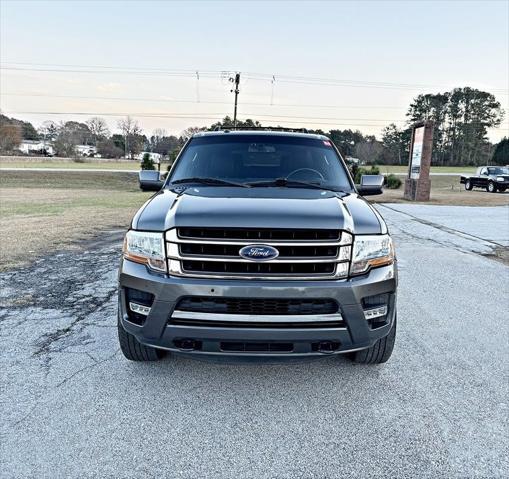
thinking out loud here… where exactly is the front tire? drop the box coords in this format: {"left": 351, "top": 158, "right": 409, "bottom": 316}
{"left": 465, "top": 179, "right": 473, "bottom": 190}
{"left": 349, "top": 316, "right": 396, "bottom": 364}
{"left": 118, "top": 318, "right": 166, "bottom": 361}
{"left": 487, "top": 181, "right": 497, "bottom": 193}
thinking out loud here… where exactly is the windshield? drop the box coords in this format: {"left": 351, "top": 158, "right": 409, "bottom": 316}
{"left": 168, "top": 134, "right": 352, "bottom": 191}
{"left": 487, "top": 167, "right": 509, "bottom": 175}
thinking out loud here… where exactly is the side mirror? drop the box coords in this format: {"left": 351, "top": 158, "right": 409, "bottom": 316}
{"left": 139, "top": 170, "right": 164, "bottom": 192}
{"left": 356, "top": 174, "right": 384, "bottom": 196}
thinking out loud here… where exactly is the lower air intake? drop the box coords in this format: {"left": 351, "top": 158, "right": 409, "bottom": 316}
{"left": 220, "top": 342, "right": 294, "bottom": 353}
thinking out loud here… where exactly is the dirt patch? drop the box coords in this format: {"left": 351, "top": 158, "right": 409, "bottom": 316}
{"left": 0, "top": 204, "right": 140, "bottom": 270}
{"left": 0, "top": 180, "right": 151, "bottom": 270}
{"left": 481, "top": 247, "right": 509, "bottom": 267}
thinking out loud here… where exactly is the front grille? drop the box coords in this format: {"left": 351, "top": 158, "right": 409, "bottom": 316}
{"left": 181, "top": 260, "right": 335, "bottom": 275}
{"left": 178, "top": 227, "right": 340, "bottom": 241}
{"left": 180, "top": 243, "right": 338, "bottom": 258}
{"left": 166, "top": 227, "right": 352, "bottom": 280}
{"left": 176, "top": 297, "right": 339, "bottom": 315}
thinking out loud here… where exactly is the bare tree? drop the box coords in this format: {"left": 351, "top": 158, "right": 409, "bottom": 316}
{"left": 117, "top": 116, "right": 143, "bottom": 159}
{"left": 153, "top": 128, "right": 167, "bottom": 140}
{"left": 86, "top": 117, "right": 110, "bottom": 144}
{"left": 180, "top": 126, "right": 204, "bottom": 141}
{"left": 0, "top": 124, "right": 22, "bottom": 151}
{"left": 150, "top": 128, "right": 166, "bottom": 152}
{"left": 54, "top": 127, "right": 79, "bottom": 157}
{"left": 354, "top": 139, "right": 384, "bottom": 165}
{"left": 118, "top": 116, "right": 142, "bottom": 137}
{"left": 97, "top": 139, "right": 124, "bottom": 159}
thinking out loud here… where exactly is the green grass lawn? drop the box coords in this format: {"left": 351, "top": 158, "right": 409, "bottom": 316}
{"left": 0, "top": 170, "right": 140, "bottom": 189}
{"left": 0, "top": 190, "right": 150, "bottom": 218}
{"left": 0, "top": 171, "right": 150, "bottom": 218}
{"left": 0, "top": 159, "right": 172, "bottom": 171}
{"left": 376, "top": 165, "right": 476, "bottom": 174}
{"left": 1, "top": 158, "right": 475, "bottom": 175}
{"left": 0, "top": 170, "right": 152, "bottom": 269}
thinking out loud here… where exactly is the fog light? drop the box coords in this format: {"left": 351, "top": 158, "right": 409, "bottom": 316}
{"left": 363, "top": 305, "right": 387, "bottom": 320}
{"left": 129, "top": 302, "right": 151, "bottom": 316}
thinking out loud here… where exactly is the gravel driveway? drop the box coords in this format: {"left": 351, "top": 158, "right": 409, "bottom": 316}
{"left": 1, "top": 205, "right": 508, "bottom": 478}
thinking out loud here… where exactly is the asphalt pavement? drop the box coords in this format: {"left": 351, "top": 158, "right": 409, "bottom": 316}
{"left": 1, "top": 204, "right": 508, "bottom": 478}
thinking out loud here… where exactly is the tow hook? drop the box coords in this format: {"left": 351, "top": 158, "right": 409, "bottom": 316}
{"left": 317, "top": 341, "right": 340, "bottom": 354}
{"left": 174, "top": 339, "right": 200, "bottom": 351}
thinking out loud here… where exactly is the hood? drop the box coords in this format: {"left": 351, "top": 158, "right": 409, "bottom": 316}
{"left": 132, "top": 186, "right": 383, "bottom": 234}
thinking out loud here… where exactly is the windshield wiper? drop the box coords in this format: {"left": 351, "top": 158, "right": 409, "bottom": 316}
{"left": 170, "top": 177, "right": 250, "bottom": 188}
{"left": 246, "top": 178, "right": 338, "bottom": 192}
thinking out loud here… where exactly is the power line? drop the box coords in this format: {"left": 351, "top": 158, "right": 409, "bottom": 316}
{"left": 0, "top": 92, "right": 410, "bottom": 110}
{"left": 0, "top": 61, "right": 229, "bottom": 75}
{"left": 0, "top": 66, "right": 221, "bottom": 78}
{"left": 0, "top": 64, "right": 454, "bottom": 91}
{"left": 3, "top": 95, "right": 506, "bottom": 125}
{"left": 2, "top": 61, "right": 506, "bottom": 94}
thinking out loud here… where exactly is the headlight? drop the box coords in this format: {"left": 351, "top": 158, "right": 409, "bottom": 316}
{"left": 496, "top": 176, "right": 505, "bottom": 182}
{"left": 351, "top": 234, "right": 394, "bottom": 275}
{"left": 123, "top": 231, "right": 166, "bottom": 272}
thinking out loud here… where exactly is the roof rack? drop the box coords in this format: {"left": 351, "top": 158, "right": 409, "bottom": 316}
{"left": 213, "top": 125, "right": 310, "bottom": 133}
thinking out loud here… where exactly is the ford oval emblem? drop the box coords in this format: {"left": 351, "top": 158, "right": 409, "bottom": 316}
{"left": 239, "top": 245, "right": 279, "bottom": 261}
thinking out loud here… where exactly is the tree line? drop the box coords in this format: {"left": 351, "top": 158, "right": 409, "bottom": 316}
{"left": 0, "top": 86, "right": 506, "bottom": 165}
{"left": 0, "top": 114, "right": 183, "bottom": 160}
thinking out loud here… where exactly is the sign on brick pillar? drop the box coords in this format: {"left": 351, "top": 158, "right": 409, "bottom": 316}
{"left": 404, "top": 121, "right": 434, "bottom": 201}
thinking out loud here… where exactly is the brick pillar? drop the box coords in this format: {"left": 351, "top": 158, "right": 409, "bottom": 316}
{"left": 404, "top": 121, "right": 434, "bottom": 201}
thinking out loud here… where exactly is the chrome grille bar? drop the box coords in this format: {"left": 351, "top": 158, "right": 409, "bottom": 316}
{"left": 171, "top": 311, "right": 345, "bottom": 323}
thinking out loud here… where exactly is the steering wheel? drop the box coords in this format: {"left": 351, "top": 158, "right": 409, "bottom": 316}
{"left": 286, "top": 168, "right": 325, "bottom": 181}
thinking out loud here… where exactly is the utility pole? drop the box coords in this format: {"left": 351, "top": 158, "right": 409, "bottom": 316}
{"left": 231, "top": 72, "right": 240, "bottom": 128}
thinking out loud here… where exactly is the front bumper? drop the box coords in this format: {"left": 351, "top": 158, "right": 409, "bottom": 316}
{"left": 118, "top": 259, "right": 397, "bottom": 358}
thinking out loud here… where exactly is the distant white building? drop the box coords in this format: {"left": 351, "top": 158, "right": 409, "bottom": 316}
{"left": 75, "top": 145, "right": 97, "bottom": 157}
{"left": 136, "top": 152, "right": 162, "bottom": 164}
{"left": 18, "top": 140, "right": 54, "bottom": 156}
{"left": 345, "top": 156, "right": 363, "bottom": 165}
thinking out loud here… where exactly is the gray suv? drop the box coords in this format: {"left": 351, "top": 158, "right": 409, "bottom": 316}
{"left": 118, "top": 131, "right": 397, "bottom": 364}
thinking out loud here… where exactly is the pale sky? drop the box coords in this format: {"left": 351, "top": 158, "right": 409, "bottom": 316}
{"left": 1, "top": 0, "right": 508, "bottom": 141}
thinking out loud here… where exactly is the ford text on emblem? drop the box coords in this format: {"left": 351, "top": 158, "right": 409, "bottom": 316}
{"left": 239, "top": 245, "right": 279, "bottom": 261}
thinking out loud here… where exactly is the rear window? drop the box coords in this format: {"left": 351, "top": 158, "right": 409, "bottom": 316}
{"left": 168, "top": 135, "right": 352, "bottom": 190}
{"left": 488, "top": 167, "right": 509, "bottom": 175}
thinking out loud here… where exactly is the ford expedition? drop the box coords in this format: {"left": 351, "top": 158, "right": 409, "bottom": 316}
{"left": 118, "top": 130, "right": 397, "bottom": 364}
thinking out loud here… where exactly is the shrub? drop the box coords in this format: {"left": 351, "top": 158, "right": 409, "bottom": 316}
{"left": 141, "top": 153, "right": 155, "bottom": 170}
{"left": 97, "top": 139, "right": 124, "bottom": 159}
{"left": 385, "top": 174, "right": 402, "bottom": 189}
